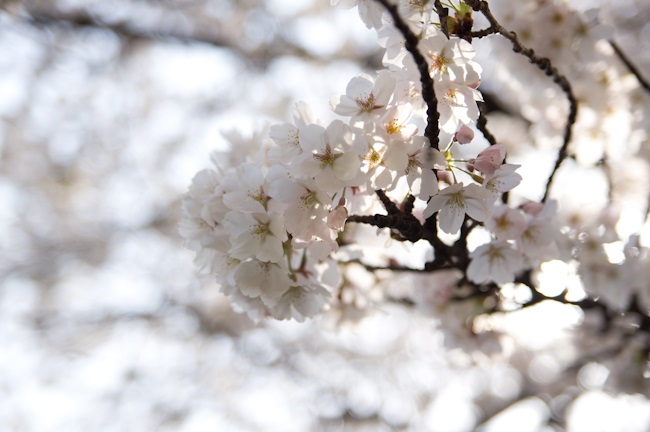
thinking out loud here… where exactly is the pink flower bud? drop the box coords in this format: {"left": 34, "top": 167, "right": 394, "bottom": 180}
{"left": 454, "top": 125, "right": 474, "bottom": 144}
{"left": 473, "top": 144, "right": 506, "bottom": 176}
{"left": 521, "top": 201, "right": 544, "bottom": 215}
{"left": 437, "top": 170, "right": 453, "bottom": 185}
{"left": 327, "top": 206, "right": 348, "bottom": 231}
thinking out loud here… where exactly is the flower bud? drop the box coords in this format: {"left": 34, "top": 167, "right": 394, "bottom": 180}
{"left": 521, "top": 201, "right": 544, "bottom": 216}
{"left": 327, "top": 205, "right": 348, "bottom": 231}
{"left": 454, "top": 125, "right": 474, "bottom": 144}
{"left": 437, "top": 170, "right": 453, "bottom": 185}
{"left": 474, "top": 144, "right": 506, "bottom": 176}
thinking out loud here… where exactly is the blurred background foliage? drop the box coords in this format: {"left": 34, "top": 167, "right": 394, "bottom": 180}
{"left": 2, "top": 0, "right": 650, "bottom": 431}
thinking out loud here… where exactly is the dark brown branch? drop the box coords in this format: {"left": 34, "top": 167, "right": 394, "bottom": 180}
{"left": 609, "top": 44, "right": 650, "bottom": 221}
{"left": 346, "top": 213, "right": 423, "bottom": 243}
{"left": 470, "top": 26, "right": 497, "bottom": 39}
{"left": 464, "top": 0, "right": 578, "bottom": 203}
{"left": 375, "top": 189, "right": 400, "bottom": 215}
{"left": 611, "top": 41, "right": 650, "bottom": 94}
{"left": 24, "top": 7, "right": 233, "bottom": 47}
{"left": 346, "top": 259, "right": 428, "bottom": 273}
{"left": 477, "top": 102, "right": 497, "bottom": 146}
{"left": 374, "top": 0, "right": 440, "bottom": 149}
{"left": 403, "top": 193, "right": 416, "bottom": 215}
{"left": 21, "top": 6, "right": 383, "bottom": 69}
{"left": 434, "top": 0, "right": 449, "bottom": 38}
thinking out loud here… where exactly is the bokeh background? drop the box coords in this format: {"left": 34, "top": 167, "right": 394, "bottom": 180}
{"left": 2, "top": 0, "right": 650, "bottom": 430}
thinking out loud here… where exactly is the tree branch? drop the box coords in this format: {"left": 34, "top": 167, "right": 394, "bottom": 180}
{"left": 611, "top": 41, "right": 650, "bottom": 94}
{"left": 374, "top": 0, "right": 441, "bottom": 149}
{"left": 477, "top": 101, "right": 497, "bottom": 146}
{"left": 464, "top": 0, "right": 578, "bottom": 203}
{"left": 434, "top": 0, "right": 449, "bottom": 38}
{"left": 21, "top": 5, "right": 383, "bottom": 69}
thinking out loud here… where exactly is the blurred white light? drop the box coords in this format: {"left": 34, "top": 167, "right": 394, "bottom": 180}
{"left": 567, "top": 391, "right": 650, "bottom": 432}
{"left": 478, "top": 398, "right": 549, "bottom": 432}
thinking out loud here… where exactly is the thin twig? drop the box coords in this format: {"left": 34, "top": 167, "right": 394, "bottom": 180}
{"left": 403, "top": 193, "right": 416, "bottom": 215}
{"left": 610, "top": 42, "right": 650, "bottom": 220}
{"left": 470, "top": 26, "right": 497, "bottom": 39}
{"left": 346, "top": 259, "right": 427, "bottom": 273}
{"left": 611, "top": 41, "right": 650, "bottom": 94}
{"left": 346, "top": 212, "right": 423, "bottom": 243}
{"left": 476, "top": 102, "right": 497, "bottom": 146}
{"left": 464, "top": 0, "right": 578, "bottom": 203}
{"left": 375, "top": 189, "right": 400, "bottom": 214}
{"left": 434, "top": 0, "right": 449, "bottom": 38}
{"left": 374, "top": 0, "right": 441, "bottom": 149}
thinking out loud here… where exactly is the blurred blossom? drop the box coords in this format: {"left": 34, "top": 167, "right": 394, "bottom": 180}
{"left": 2, "top": 0, "right": 650, "bottom": 431}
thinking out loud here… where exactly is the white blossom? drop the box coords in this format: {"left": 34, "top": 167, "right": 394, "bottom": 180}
{"left": 330, "top": 71, "right": 395, "bottom": 122}
{"left": 483, "top": 163, "right": 522, "bottom": 205}
{"left": 423, "top": 183, "right": 491, "bottom": 234}
{"left": 270, "top": 278, "right": 331, "bottom": 322}
{"left": 467, "top": 241, "right": 523, "bottom": 284}
{"left": 223, "top": 211, "right": 288, "bottom": 264}
{"left": 292, "top": 120, "right": 365, "bottom": 193}
{"left": 485, "top": 205, "right": 526, "bottom": 241}
{"left": 231, "top": 259, "right": 293, "bottom": 307}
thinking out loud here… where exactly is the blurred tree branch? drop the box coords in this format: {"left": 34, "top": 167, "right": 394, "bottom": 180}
{"left": 16, "top": 2, "right": 383, "bottom": 69}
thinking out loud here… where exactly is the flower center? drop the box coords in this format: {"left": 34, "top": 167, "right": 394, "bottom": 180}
{"left": 430, "top": 52, "right": 450, "bottom": 74}
{"left": 386, "top": 119, "right": 402, "bottom": 135}
{"left": 445, "top": 88, "right": 458, "bottom": 105}
{"left": 355, "top": 93, "right": 378, "bottom": 112}
{"left": 249, "top": 188, "right": 269, "bottom": 209}
{"left": 301, "top": 190, "right": 319, "bottom": 208}
{"left": 406, "top": 155, "right": 422, "bottom": 174}
{"left": 313, "top": 144, "right": 341, "bottom": 168}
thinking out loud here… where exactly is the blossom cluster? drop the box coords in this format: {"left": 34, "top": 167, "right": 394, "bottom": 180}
{"left": 178, "top": 0, "right": 559, "bottom": 321}
{"left": 475, "top": 0, "right": 650, "bottom": 311}
{"left": 181, "top": 0, "right": 650, "bottom": 324}
{"left": 178, "top": 127, "right": 343, "bottom": 321}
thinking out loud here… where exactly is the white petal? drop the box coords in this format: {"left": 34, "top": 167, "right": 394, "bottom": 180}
{"left": 299, "top": 124, "right": 325, "bottom": 152}
{"left": 423, "top": 193, "right": 448, "bottom": 219}
{"left": 465, "top": 197, "right": 490, "bottom": 222}
{"left": 438, "top": 200, "right": 466, "bottom": 234}
{"left": 333, "top": 152, "right": 362, "bottom": 182}
{"left": 293, "top": 101, "right": 315, "bottom": 127}
{"left": 373, "top": 71, "right": 396, "bottom": 106}
{"left": 383, "top": 144, "right": 409, "bottom": 170}
{"left": 467, "top": 255, "right": 489, "bottom": 284}
{"left": 417, "top": 169, "right": 438, "bottom": 198}
{"left": 257, "top": 236, "right": 285, "bottom": 263}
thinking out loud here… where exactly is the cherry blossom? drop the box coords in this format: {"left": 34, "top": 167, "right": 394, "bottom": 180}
{"left": 271, "top": 280, "right": 332, "bottom": 322}
{"left": 454, "top": 125, "right": 474, "bottom": 144}
{"left": 472, "top": 144, "right": 507, "bottom": 176}
{"left": 518, "top": 200, "right": 559, "bottom": 260}
{"left": 330, "top": 0, "right": 385, "bottom": 29}
{"left": 467, "top": 241, "right": 523, "bottom": 284}
{"left": 420, "top": 33, "right": 479, "bottom": 82}
{"left": 435, "top": 78, "right": 483, "bottom": 133}
{"left": 330, "top": 71, "right": 395, "bottom": 122}
{"left": 223, "top": 211, "right": 288, "bottom": 264}
{"left": 403, "top": 136, "right": 444, "bottom": 199}
{"left": 268, "top": 101, "right": 317, "bottom": 162}
{"left": 232, "top": 259, "right": 293, "bottom": 307}
{"left": 485, "top": 205, "right": 527, "bottom": 241}
{"left": 482, "top": 163, "right": 522, "bottom": 205}
{"left": 423, "top": 183, "right": 491, "bottom": 234}
{"left": 292, "top": 120, "right": 365, "bottom": 193}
